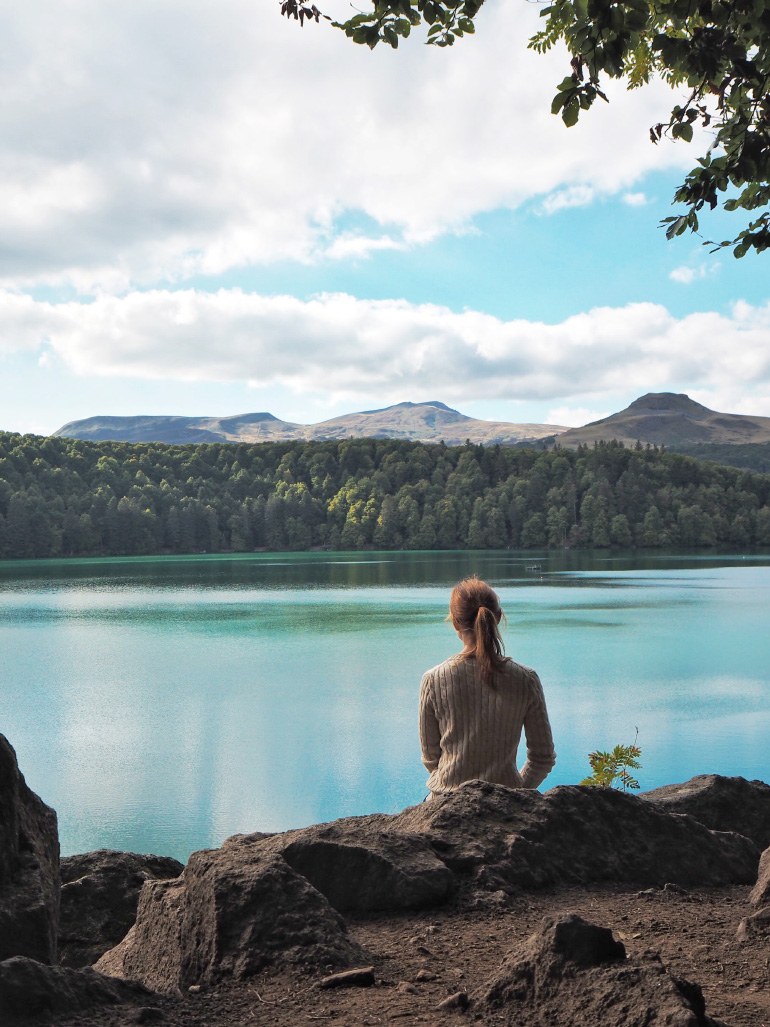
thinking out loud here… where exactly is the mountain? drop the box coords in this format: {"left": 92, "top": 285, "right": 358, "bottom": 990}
{"left": 53, "top": 401, "right": 567, "bottom": 447}
{"left": 555, "top": 393, "right": 770, "bottom": 448}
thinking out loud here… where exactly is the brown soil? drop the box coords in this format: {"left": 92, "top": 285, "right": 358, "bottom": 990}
{"left": 39, "top": 884, "right": 770, "bottom": 1027}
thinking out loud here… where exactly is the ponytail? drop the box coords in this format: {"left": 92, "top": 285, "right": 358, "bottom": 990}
{"left": 474, "top": 605, "right": 505, "bottom": 686}
{"left": 449, "top": 577, "right": 508, "bottom": 687}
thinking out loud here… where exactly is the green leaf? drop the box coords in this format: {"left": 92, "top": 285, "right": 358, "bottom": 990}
{"left": 562, "top": 98, "right": 580, "bottom": 126}
{"left": 551, "top": 92, "right": 568, "bottom": 114}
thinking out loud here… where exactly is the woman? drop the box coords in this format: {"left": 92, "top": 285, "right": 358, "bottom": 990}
{"left": 419, "top": 577, "right": 556, "bottom": 796}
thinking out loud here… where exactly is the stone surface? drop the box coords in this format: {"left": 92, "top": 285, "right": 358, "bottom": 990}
{"left": 94, "top": 779, "right": 759, "bottom": 999}
{"left": 221, "top": 781, "right": 758, "bottom": 919}
{"left": 59, "top": 849, "right": 184, "bottom": 968}
{"left": 476, "top": 914, "right": 727, "bottom": 1026}
{"left": 95, "top": 850, "right": 367, "bottom": 994}
{"left": 0, "top": 734, "right": 60, "bottom": 964}
{"left": 318, "top": 966, "right": 375, "bottom": 989}
{"left": 641, "top": 774, "right": 770, "bottom": 850}
{"left": 0, "top": 956, "right": 152, "bottom": 1022}
{"left": 750, "top": 845, "right": 770, "bottom": 908}
{"left": 736, "top": 905, "right": 770, "bottom": 942}
{"left": 436, "top": 991, "right": 469, "bottom": 1011}
{"left": 396, "top": 780, "right": 760, "bottom": 896}
{"left": 231, "top": 821, "right": 454, "bottom": 912}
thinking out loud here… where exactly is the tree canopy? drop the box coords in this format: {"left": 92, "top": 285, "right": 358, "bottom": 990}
{"left": 280, "top": 0, "right": 770, "bottom": 257}
{"left": 2, "top": 431, "right": 769, "bottom": 558}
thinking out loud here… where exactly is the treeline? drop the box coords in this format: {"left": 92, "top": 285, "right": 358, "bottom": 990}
{"left": 1, "top": 432, "right": 770, "bottom": 559}
{"left": 671, "top": 442, "right": 770, "bottom": 475}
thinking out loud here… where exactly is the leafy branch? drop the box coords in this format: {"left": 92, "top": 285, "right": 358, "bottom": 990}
{"left": 279, "top": 0, "right": 481, "bottom": 49}
{"left": 580, "top": 730, "right": 642, "bottom": 791}
{"left": 280, "top": 0, "right": 770, "bottom": 257}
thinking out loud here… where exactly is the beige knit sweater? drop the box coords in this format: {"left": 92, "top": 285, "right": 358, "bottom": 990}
{"left": 419, "top": 655, "right": 556, "bottom": 794}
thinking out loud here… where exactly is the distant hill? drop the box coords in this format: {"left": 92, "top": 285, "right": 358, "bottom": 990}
{"left": 53, "top": 401, "right": 567, "bottom": 447}
{"left": 556, "top": 393, "right": 770, "bottom": 448}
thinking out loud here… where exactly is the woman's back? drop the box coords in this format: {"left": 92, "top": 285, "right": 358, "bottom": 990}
{"left": 419, "top": 653, "right": 555, "bottom": 793}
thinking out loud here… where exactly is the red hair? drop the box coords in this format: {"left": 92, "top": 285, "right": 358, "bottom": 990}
{"left": 449, "top": 577, "right": 507, "bottom": 686}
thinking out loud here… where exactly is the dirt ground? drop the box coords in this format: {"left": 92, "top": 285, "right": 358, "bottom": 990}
{"left": 40, "top": 884, "right": 770, "bottom": 1027}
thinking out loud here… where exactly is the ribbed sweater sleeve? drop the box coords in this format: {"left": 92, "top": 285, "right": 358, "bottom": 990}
{"left": 519, "top": 669, "right": 557, "bottom": 788}
{"left": 419, "top": 672, "right": 441, "bottom": 773}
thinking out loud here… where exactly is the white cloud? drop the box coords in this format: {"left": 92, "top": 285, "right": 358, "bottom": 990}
{"left": 0, "top": 0, "right": 695, "bottom": 292}
{"left": 540, "top": 186, "right": 596, "bottom": 215}
{"left": 670, "top": 266, "right": 701, "bottom": 284}
{"left": 323, "top": 235, "right": 406, "bottom": 261}
{"left": 3, "top": 289, "right": 770, "bottom": 412}
{"left": 687, "top": 384, "right": 770, "bottom": 418}
{"left": 623, "top": 192, "right": 649, "bottom": 206}
{"left": 669, "top": 262, "right": 721, "bottom": 284}
{"left": 546, "top": 406, "right": 610, "bottom": 427}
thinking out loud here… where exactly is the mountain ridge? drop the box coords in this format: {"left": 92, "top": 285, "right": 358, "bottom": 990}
{"left": 556, "top": 392, "right": 770, "bottom": 448}
{"left": 53, "top": 401, "right": 566, "bottom": 447}
{"left": 52, "top": 393, "right": 770, "bottom": 450}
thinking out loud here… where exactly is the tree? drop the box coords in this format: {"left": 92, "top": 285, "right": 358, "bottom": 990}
{"left": 282, "top": 0, "right": 770, "bottom": 257}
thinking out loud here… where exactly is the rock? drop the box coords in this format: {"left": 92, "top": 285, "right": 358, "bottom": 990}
{"left": 396, "top": 780, "right": 759, "bottom": 895}
{"left": 59, "top": 849, "right": 184, "bottom": 968}
{"left": 415, "top": 969, "right": 436, "bottom": 981}
{"left": 750, "top": 846, "right": 770, "bottom": 908}
{"left": 92, "top": 778, "right": 759, "bottom": 998}
{"left": 641, "top": 775, "right": 770, "bottom": 850}
{"left": 664, "top": 882, "right": 689, "bottom": 895}
{"left": 736, "top": 906, "right": 770, "bottom": 942}
{"left": 436, "top": 991, "right": 469, "bottom": 1011}
{"left": 241, "top": 821, "right": 454, "bottom": 912}
{"left": 0, "top": 734, "right": 60, "bottom": 964}
{"left": 396, "top": 981, "right": 417, "bottom": 994}
{"left": 220, "top": 781, "right": 757, "bottom": 921}
{"left": 95, "top": 850, "right": 367, "bottom": 994}
{"left": 318, "top": 966, "right": 375, "bottom": 989}
{"left": 0, "top": 955, "right": 152, "bottom": 1022}
{"left": 129, "top": 1008, "right": 166, "bottom": 1023}
{"left": 476, "top": 914, "right": 725, "bottom": 1026}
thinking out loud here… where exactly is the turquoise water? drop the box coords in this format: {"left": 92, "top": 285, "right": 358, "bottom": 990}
{"left": 1, "top": 550, "right": 769, "bottom": 861}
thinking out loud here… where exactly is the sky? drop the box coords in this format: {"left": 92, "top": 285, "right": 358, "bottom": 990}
{"left": 1, "top": 0, "right": 769, "bottom": 437}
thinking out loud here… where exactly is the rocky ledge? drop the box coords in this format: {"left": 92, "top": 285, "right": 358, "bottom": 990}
{"left": 2, "top": 733, "right": 770, "bottom": 1025}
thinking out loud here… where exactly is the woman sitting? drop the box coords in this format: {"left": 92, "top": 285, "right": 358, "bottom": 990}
{"left": 419, "top": 576, "right": 556, "bottom": 797}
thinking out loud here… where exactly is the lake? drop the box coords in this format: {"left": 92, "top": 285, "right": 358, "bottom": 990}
{"left": 1, "top": 549, "right": 769, "bottom": 862}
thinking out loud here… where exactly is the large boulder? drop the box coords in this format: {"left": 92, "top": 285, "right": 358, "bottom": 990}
{"left": 226, "top": 781, "right": 757, "bottom": 917}
{"left": 0, "top": 735, "right": 59, "bottom": 964}
{"left": 641, "top": 775, "right": 770, "bottom": 850}
{"left": 0, "top": 956, "right": 153, "bottom": 1022}
{"left": 395, "top": 781, "right": 760, "bottom": 895}
{"left": 237, "top": 817, "right": 454, "bottom": 912}
{"left": 59, "top": 849, "right": 184, "bottom": 968}
{"left": 95, "top": 848, "right": 368, "bottom": 994}
{"left": 94, "top": 779, "right": 760, "bottom": 996}
{"left": 476, "top": 914, "right": 728, "bottom": 1026}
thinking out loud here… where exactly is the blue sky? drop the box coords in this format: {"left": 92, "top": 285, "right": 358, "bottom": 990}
{"left": 1, "top": 0, "right": 768, "bottom": 436}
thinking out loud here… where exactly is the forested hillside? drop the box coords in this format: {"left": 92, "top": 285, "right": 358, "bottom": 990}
{"left": 1, "top": 432, "right": 769, "bottom": 558}
{"left": 670, "top": 442, "right": 770, "bottom": 475}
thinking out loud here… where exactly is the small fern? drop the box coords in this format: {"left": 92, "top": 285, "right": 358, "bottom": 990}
{"left": 580, "top": 730, "right": 642, "bottom": 791}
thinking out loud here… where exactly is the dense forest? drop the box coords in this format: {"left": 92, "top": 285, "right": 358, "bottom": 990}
{"left": 1, "top": 431, "right": 769, "bottom": 559}
{"left": 671, "top": 442, "right": 770, "bottom": 475}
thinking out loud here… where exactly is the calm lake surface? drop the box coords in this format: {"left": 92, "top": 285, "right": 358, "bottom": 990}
{"left": 1, "top": 549, "right": 769, "bottom": 861}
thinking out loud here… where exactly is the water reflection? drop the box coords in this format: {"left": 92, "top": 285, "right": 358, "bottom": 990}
{"left": 0, "top": 550, "right": 768, "bottom": 861}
